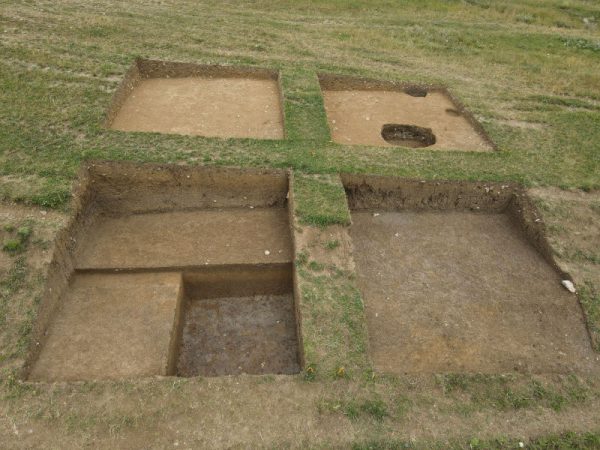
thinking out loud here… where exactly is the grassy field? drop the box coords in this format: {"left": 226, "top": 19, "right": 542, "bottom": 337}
{"left": 1, "top": 0, "right": 600, "bottom": 448}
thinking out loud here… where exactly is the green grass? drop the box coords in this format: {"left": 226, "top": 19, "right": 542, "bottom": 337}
{"left": 351, "top": 431, "right": 600, "bottom": 450}
{"left": 2, "top": 223, "right": 32, "bottom": 254}
{"left": 1, "top": 0, "right": 599, "bottom": 211}
{"left": 293, "top": 174, "right": 352, "bottom": 227}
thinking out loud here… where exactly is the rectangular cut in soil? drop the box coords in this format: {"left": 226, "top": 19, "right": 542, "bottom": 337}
{"left": 176, "top": 265, "right": 300, "bottom": 377}
{"left": 320, "top": 74, "right": 493, "bottom": 151}
{"left": 106, "top": 59, "right": 284, "bottom": 139}
{"left": 29, "top": 272, "right": 183, "bottom": 381}
{"left": 75, "top": 208, "right": 292, "bottom": 270}
{"left": 26, "top": 162, "right": 298, "bottom": 381}
{"left": 344, "top": 176, "right": 598, "bottom": 374}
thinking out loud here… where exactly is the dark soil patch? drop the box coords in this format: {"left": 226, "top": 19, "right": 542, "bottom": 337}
{"left": 380, "top": 124, "right": 436, "bottom": 147}
{"left": 176, "top": 265, "right": 300, "bottom": 377}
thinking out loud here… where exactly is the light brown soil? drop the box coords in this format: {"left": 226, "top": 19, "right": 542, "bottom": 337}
{"left": 75, "top": 208, "right": 292, "bottom": 270}
{"left": 29, "top": 272, "right": 183, "bottom": 381}
{"left": 110, "top": 77, "right": 284, "bottom": 139}
{"left": 322, "top": 89, "right": 492, "bottom": 151}
{"left": 350, "top": 210, "right": 599, "bottom": 374}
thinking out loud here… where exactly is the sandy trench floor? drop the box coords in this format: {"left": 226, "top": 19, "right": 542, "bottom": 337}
{"left": 350, "top": 210, "right": 599, "bottom": 374}
{"left": 322, "top": 89, "right": 492, "bottom": 151}
{"left": 110, "top": 77, "right": 284, "bottom": 139}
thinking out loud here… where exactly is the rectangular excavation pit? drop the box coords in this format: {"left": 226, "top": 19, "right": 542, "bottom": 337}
{"left": 176, "top": 265, "right": 300, "bottom": 377}
{"left": 106, "top": 59, "right": 285, "bottom": 140}
{"left": 319, "top": 74, "right": 494, "bottom": 151}
{"left": 343, "top": 175, "right": 598, "bottom": 374}
{"left": 25, "top": 162, "right": 299, "bottom": 381}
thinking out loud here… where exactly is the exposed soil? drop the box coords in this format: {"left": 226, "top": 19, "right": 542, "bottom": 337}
{"left": 177, "top": 293, "right": 299, "bottom": 377}
{"left": 345, "top": 175, "right": 599, "bottom": 374}
{"left": 350, "top": 211, "right": 598, "bottom": 374}
{"left": 25, "top": 162, "right": 298, "bottom": 381}
{"left": 106, "top": 59, "right": 285, "bottom": 140}
{"left": 29, "top": 272, "right": 183, "bottom": 381}
{"left": 322, "top": 89, "right": 492, "bottom": 150}
{"left": 75, "top": 208, "right": 292, "bottom": 270}
{"left": 110, "top": 77, "right": 284, "bottom": 139}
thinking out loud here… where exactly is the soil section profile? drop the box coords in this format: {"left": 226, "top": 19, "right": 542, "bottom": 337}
{"left": 320, "top": 74, "right": 493, "bottom": 151}
{"left": 344, "top": 175, "right": 598, "bottom": 374}
{"left": 107, "top": 59, "right": 285, "bottom": 140}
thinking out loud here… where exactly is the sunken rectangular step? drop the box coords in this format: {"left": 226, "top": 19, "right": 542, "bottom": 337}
{"left": 75, "top": 208, "right": 292, "bottom": 270}
{"left": 320, "top": 74, "right": 493, "bottom": 151}
{"left": 106, "top": 59, "right": 284, "bottom": 139}
{"left": 176, "top": 265, "right": 300, "bottom": 377}
{"left": 29, "top": 272, "right": 183, "bottom": 381}
{"left": 344, "top": 175, "right": 598, "bottom": 374}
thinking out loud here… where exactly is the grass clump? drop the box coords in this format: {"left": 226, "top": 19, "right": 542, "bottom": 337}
{"left": 2, "top": 223, "right": 33, "bottom": 254}
{"left": 319, "top": 396, "right": 389, "bottom": 422}
{"left": 293, "top": 174, "right": 351, "bottom": 227}
{"left": 325, "top": 239, "right": 340, "bottom": 250}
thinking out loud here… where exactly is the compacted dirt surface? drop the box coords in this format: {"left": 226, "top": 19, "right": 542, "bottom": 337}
{"left": 75, "top": 208, "right": 292, "bottom": 270}
{"left": 350, "top": 210, "right": 599, "bottom": 374}
{"left": 110, "top": 77, "right": 284, "bottom": 139}
{"left": 29, "top": 272, "right": 182, "bottom": 381}
{"left": 322, "top": 89, "right": 492, "bottom": 151}
{"left": 177, "top": 293, "right": 300, "bottom": 377}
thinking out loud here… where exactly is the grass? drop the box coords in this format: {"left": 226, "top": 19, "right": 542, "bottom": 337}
{"left": 293, "top": 174, "right": 352, "bottom": 227}
{"left": 2, "top": 223, "right": 32, "bottom": 254}
{"left": 1, "top": 0, "right": 600, "bottom": 209}
{"left": 351, "top": 431, "right": 600, "bottom": 450}
{"left": 1, "top": 0, "right": 600, "bottom": 447}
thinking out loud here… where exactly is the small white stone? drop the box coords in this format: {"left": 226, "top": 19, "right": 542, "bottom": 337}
{"left": 373, "top": 213, "right": 380, "bottom": 217}
{"left": 561, "top": 280, "right": 576, "bottom": 293}
{"left": 264, "top": 250, "right": 270, "bottom": 256}
{"left": 518, "top": 442, "right": 524, "bottom": 448}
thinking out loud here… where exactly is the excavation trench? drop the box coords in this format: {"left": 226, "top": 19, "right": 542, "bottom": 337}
{"left": 26, "top": 162, "right": 301, "bottom": 381}
{"left": 343, "top": 175, "right": 599, "bottom": 374}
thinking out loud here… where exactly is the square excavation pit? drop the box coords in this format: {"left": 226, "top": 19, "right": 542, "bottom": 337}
{"left": 106, "top": 59, "right": 285, "bottom": 139}
{"left": 28, "top": 272, "right": 183, "bottom": 382}
{"left": 176, "top": 265, "right": 300, "bottom": 377}
{"left": 344, "top": 175, "right": 599, "bottom": 374}
{"left": 320, "top": 74, "right": 494, "bottom": 151}
{"left": 25, "top": 162, "right": 298, "bottom": 381}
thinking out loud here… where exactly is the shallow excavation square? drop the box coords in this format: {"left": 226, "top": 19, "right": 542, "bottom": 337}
{"left": 176, "top": 265, "right": 300, "bottom": 377}
{"left": 344, "top": 175, "right": 598, "bottom": 374}
{"left": 319, "top": 74, "right": 493, "bottom": 151}
{"left": 26, "top": 162, "right": 300, "bottom": 381}
{"left": 106, "top": 59, "right": 284, "bottom": 139}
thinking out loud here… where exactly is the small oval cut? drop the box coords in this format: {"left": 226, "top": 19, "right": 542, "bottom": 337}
{"left": 381, "top": 124, "right": 436, "bottom": 148}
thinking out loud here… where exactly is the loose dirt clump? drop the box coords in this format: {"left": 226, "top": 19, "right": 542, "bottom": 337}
{"left": 343, "top": 174, "right": 599, "bottom": 374}
{"left": 24, "top": 162, "right": 300, "bottom": 381}
{"left": 319, "top": 74, "right": 494, "bottom": 151}
{"left": 106, "top": 59, "right": 285, "bottom": 140}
